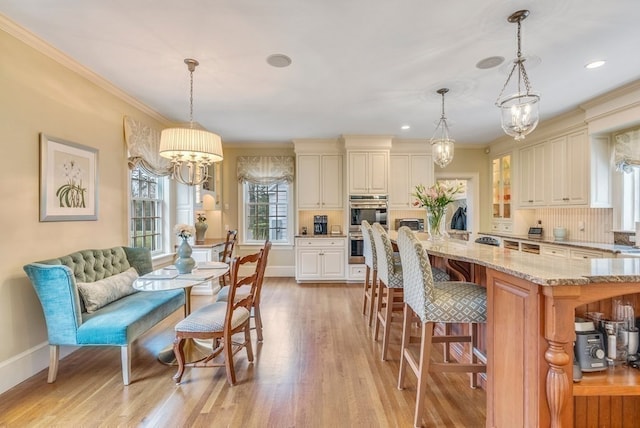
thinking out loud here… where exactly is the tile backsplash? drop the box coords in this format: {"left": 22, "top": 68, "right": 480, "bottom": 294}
{"left": 533, "top": 207, "right": 613, "bottom": 243}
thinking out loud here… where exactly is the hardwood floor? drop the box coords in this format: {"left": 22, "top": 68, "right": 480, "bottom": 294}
{"left": 0, "top": 278, "right": 485, "bottom": 427}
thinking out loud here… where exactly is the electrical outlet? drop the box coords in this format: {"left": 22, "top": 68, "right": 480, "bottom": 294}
{"left": 630, "top": 235, "right": 636, "bottom": 243}
{"left": 578, "top": 221, "right": 585, "bottom": 231}
{"left": 224, "top": 224, "right": 229, "bottom": 231}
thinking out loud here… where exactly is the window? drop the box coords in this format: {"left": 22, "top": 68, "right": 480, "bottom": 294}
{"left": 243, "top": 181, "right": 290, "bottom": 243}
{"left": 620, "top": 167, "right": 640, "bottom": 231}
{"left": 130, "top": 166, "right": 165, "bottom": 253}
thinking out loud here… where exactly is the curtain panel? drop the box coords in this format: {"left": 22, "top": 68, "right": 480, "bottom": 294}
{"left": 123, "top": 116, "right": 172, "bottom": 176}
{"left": 236, "top": 156, "right": 295, "bottom": 184}
{"left": 614, "top": 128, "right": 640, "bottom": 173}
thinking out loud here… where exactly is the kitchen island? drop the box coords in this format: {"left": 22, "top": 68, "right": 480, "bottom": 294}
{"left": 389, "top": 231, "right": 640, "bottom": 428}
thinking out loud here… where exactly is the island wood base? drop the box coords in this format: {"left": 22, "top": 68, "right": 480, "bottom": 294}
{"left": 484, "top": 268, "right": 640, "bottom": 428}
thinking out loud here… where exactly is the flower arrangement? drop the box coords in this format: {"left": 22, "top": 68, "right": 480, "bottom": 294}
{"left": 174, "top": 224, "right": 196, "bottom": 240}
{"left": 413, "top": 182, "right": 464, "bottom": 240}
{"left": 197, "top": 213, "right": 206, "bottom": 222}
{"left": 412, "top": 181, "right": 464, "bottom": 210}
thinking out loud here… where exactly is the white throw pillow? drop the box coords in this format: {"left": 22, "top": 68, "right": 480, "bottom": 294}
{"left": 77, "top": 267, "right": 139, "bottom": 313}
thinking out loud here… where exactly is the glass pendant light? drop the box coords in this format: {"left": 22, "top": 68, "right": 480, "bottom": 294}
{"left": 496, "top": 10, "right": 540, "bottom": 141}
{"left": 431, "top": 88, "right": 454, "bottom": 168}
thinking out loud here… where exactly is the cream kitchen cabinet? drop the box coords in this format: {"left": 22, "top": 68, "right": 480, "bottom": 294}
{"left": 548, "top": 130, "right": 589, "bottom": 206}
{"left": 295, "top": 237, "right": 346, "bottom": 282}
{"left": 389, "top": 154, "right": 434, "bottom": 208}
{"left": 296, "top": 154, "right": 343, "bottom": 209}
{"left": 348, "top": 151, "right": 388, "bottom": 195}
{"left": 518, "top": 142, "right": 546, "bottom": 207}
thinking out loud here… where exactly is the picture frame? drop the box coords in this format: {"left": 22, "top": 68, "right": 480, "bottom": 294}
{"left": 40, "top": 133, "right": 99, "bottom": 221}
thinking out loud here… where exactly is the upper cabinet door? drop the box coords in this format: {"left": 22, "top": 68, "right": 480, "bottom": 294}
{"left": 348, "top": 152, "right": 369, "bottom": 194}
{"left": 321, "top": 155, "right": 343, "bottom": 209}
{"left": 296, "top": 154, "right": 343, "bottom": 209}
{"left": 296, "top": 154, "right": 322, "bottom": 209}
{"left": 389, "top": 154, "right": 434, "bottom": 209}
{"left": 518, "top": 143, "right": 546, "bottom": 207}
{"left": 389, "top": 155, "right": 410, "bottom": 208}
{"left": 368, "top": 152, "right": 388, "bottom": 194}
{"left": 548, "top": 130, "right": 588, "bottom": 206}
{"left": 348, "top": 151, "right": 389, "bottom": 195}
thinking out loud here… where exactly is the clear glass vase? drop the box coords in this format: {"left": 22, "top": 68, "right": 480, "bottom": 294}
{"left": 426, "top": 205, "right": 448, "bottom": 241}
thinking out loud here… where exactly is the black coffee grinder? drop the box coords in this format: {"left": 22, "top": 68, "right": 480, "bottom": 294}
{"left": 313, "top": 215, "right": 328, "bottom": 235}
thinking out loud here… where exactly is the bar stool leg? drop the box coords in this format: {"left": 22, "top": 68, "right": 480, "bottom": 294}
{"left": 368, "top": 269, "right": 378, "bottom": 327}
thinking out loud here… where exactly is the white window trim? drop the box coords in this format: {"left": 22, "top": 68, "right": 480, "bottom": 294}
{"left": 238, "top": 181, "right": 294, "bottom": 246}
{"left": 127, "top": 168, "right": 174, "bottom": 257}
{"left": 613, "top": 167, "right": 640, "bottom": 232}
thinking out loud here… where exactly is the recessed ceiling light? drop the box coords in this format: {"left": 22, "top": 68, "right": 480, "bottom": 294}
{"left": 401, "top": 125, "right": 411, "bottom": 130}
{"left": 266, "top": 54, "right": 292, "bottom": 68}
{"left": 476, "top": 56, "right": 505, "bottom": 70}
{"left": 585, "top": 60, "right": 606, "bottom": 69}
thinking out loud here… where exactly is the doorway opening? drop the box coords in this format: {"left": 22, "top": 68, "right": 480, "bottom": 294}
{"left": 435, "top": 173, "right": 479, "bottom": 242}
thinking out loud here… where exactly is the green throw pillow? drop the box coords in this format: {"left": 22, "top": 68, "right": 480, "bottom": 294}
{"left": 77, "top": 267, "right": 139, "bottom": 313}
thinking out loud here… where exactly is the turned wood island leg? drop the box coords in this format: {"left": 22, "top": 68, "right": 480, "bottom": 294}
{"left": 543, "top": 287, "right": 582, "bottom": 428}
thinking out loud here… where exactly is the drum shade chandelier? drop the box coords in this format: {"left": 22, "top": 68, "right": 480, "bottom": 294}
{"left": 430, "top": 88, "right": 454, "bottom": 168}
{"left": 159, "top": 58, "right": 223, "bottom": 186}
{"left": 496, "top": 10, "right": 540, "bottom": 141}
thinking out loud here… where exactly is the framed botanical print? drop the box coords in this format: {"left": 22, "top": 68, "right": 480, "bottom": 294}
{"left": 40, "top": 133, "right": 99, "bottom": 221}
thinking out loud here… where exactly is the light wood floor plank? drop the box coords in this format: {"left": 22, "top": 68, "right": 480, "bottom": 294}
{"left": 0, "top": 278, "right": 485, "bottom": 427}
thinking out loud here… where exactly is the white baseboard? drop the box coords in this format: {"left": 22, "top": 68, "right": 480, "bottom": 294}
{"left": 0, "top": 342, "right": 77, "bottom": 395}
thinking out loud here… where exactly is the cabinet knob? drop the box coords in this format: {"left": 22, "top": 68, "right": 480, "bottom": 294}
{"left": 528, "top": 200, "right": 533, "bottom": 203}
{"left": 562, "top": 197, "right": 569, "bottom": 201}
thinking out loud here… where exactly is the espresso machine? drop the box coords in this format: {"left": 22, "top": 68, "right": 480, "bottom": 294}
{"left": 313, "top": 215, "right": 328, "bottom": 235}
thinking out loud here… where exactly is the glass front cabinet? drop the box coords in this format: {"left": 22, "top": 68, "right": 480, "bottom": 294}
{"left": 491, "top": 153, "right": 512, "bottom": 233}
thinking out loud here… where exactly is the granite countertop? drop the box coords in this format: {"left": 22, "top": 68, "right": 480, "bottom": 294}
{"left": 477, "top": 231, "right": 637, "bottom": 254}
{"left": 389, "top": 231, "right": 640, "bottom": 286}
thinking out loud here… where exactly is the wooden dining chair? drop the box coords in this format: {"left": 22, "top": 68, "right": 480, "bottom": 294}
{"left": 219, "top": 229, "right": 238, "bottom": 287}
{"left": 172, "top": 247, "right": 264, "bottom": 386}
{"left": 217, "top": 240, "right": 271, "bottom": 342}
{"left": 395, "top": 226, "right": 486, "bottom": 428}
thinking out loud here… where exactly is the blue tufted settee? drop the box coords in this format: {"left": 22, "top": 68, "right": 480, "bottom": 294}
{"left": 23, "top": 246, "right": 185, "bottom": 385}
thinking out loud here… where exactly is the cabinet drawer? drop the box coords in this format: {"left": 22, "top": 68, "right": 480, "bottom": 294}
{"left": 541, "top": 245, "right": 569, "bottom": 258}
{"left": 501, "top": 223, "right": 513, "bottom": 233}
{"left": 570, "top": 249, "right": 603, "bottom": 260}
{"left": 296, "top": 238, "right": 345, "bottom": 247}
{"left": 349, "top": 264, "right": 366, "bottom": 279}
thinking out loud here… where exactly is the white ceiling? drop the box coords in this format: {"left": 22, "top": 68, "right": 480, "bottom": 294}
{"left": 2, "top": 0, "right": 640, "bottom": 145}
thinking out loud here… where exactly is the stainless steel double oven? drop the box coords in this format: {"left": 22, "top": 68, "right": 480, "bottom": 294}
{"left": 348, "top": 195, "right": 388, "bottom": 264}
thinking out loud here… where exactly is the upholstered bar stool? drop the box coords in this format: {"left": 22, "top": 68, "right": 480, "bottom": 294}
{"left": 360, "top": 220, "right": 378, "bottom": 326}
{"left": 371, "top": 222, "right": 405, "bottom": 361}
{"left": 396, "top": 227, "right": 486, "bottom": 428}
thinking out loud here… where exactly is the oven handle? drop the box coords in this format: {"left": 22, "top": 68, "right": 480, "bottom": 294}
{"left": 349, "top": 203, "right": 388, "bottom": 209}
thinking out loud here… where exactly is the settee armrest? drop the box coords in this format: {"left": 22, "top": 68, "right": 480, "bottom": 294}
{"left": 123, "top": 247, "right": 153, "bottom": 276}
{"left": 23, "top": 263, "right": 83, "bottom": 345}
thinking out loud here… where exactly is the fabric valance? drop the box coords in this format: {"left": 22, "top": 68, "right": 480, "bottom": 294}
{"left": 123, "top": 116, "right": 171, "bottom": 176}
{"left": 614, "top": 128, "right": 640, "bottom": 173}
{"left": 236, "top": 156, "right": 295, "bottom": 184}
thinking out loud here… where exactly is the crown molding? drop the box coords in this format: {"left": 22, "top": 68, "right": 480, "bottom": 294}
{"left": 0, "top": 13, "right": 170, "bottom": 125}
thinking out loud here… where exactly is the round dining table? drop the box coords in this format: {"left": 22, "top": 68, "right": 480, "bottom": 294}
{"left": 133, "top": 263, "right": 229, "bottom": 365}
